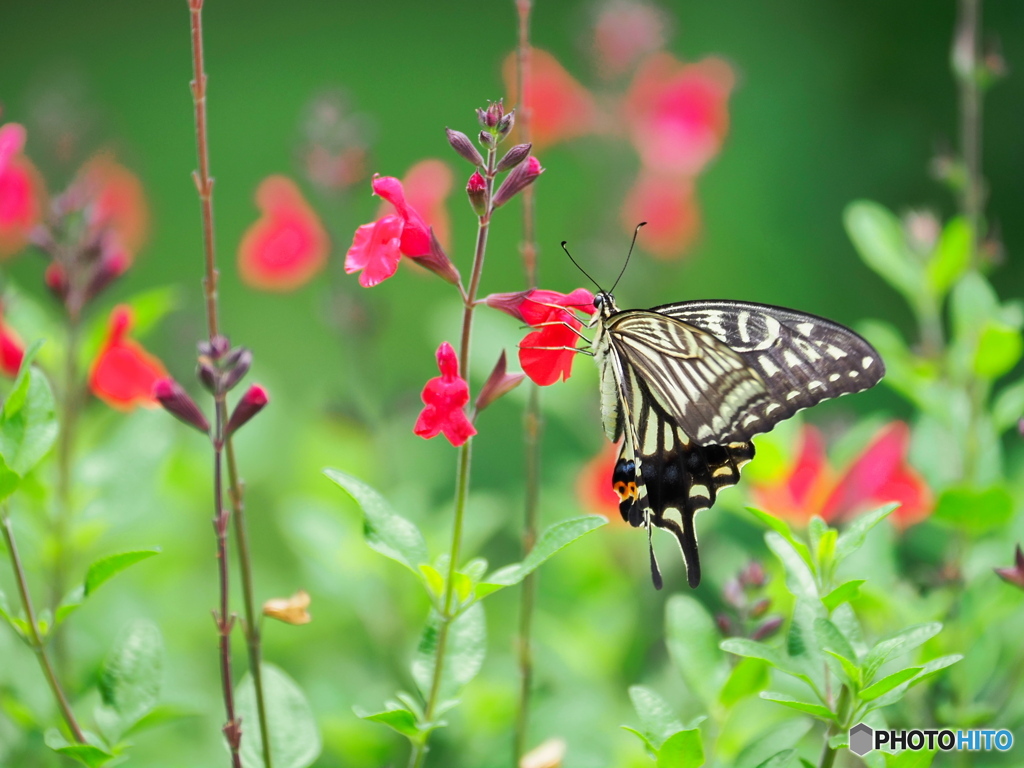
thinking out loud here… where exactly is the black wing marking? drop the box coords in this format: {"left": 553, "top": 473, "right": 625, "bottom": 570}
{"left": 611, "top": 379, "right": 755, "bottom": 588}
{"left": 606, "top": 310, "right": 773, "bottom": 446}
{"left": 647, "top": 300, "right": 885, "bottom": 442}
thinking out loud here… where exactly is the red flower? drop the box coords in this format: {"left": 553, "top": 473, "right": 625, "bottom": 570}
{"left": 346, "top": 172, "right": 444, "bottom": 287}
{"left": 89, "top": 305, "right": 168, "bottom": 411}
{"left": 591, "top": 0, "right": 670, "bottom": 80}
{"left": 413, "top": 342, "right": 476, "bottom": 447}
{"left": 378, "top": 160, "right": 454, "bottom": 251}
{"left": 486, "top": 288, "right": 595, "bottom": 386}
{"left": 577, "top": 441, "right": 626, "bottom": 523}
{"left": 0, "top": 122, "right": 45, "bottom": 260}
{"left": 0, "top": 310, "right": 24, "bottom": 377}
{"left": 238, "top": 175, "right": 329, "bottom": 292}
{"left": 625, "top": 53, "right": 734, "bottom": 176}
{"left": 77, "top": 152, "right": 150, "bottom": 260}
{"left": 751, "top": 423, "right": 933, "bottom": 530}
{"left": 621, "top": 171, "right": 700, "bottom": 258}
{"left": 503, "top": 48, "right": 598, "bottom": 149}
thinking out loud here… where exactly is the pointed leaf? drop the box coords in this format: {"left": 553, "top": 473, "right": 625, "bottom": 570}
{"left": 821, "top": 580, "right": 865, "bottom": 613}
{"left": 412, "top": 602, "right": 486, "bottom": 702}
{"left": 324, "top": 469, "right": 429, "bottom": 574}
{"left": 719, "top": 657, "right": 770, "bottom": 707}
{"left": 99, "top": 619, "right": 163, "bottom": 730}
{"left": 834, "top": 504, "right": 896, "bottom": 566}
{"left": 747, "top": 508, "right": 814, "bottom": 570}
{"left": 657, "top": 728, "right": 704, "bottom": 768}
{"left": 236, "top": 663, "right": 321, "bottom": 768}
{"left": 354, "top": 706, "right": 421, "bottom": 740}
{"left": 927, "top": 217, "right": 971, "bottom": 297}
{"left": 755, "top": 750, "right": 799, "bottom": 768}
{"left": 720, "top": 637, "right": 786, "bottom": 670}
{"left": 860, "top": 667, "right": 922, "bottom": 701}
{"left": 759, "top": 692, "right": 835, "bottom": 720}
{"left": 44, "top": 730, "right": 115, "bottom": 768}
{"left": 844, "top": 201, "right": 921, "bottom": 300}
{"left": 863, "top": 623, "right": 941, "bottom": 682}
{"left": 86, "top": 549, "right": 161, "bottom": 596}
{"left": 765, "top": 532, "right": 817, "bottom": 600}
{"left": 0, "top": 354, "right": 58, "bottom": 479}
{"left": 628, "top": 685, "right": 683, "bottom": 748}
{"left": 666, "top": 595, "right": 728, "bottom": 708}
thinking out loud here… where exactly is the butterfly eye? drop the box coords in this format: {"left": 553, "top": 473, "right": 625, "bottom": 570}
{"left": 593, "top": 294, "right": 605, "bottom": 309}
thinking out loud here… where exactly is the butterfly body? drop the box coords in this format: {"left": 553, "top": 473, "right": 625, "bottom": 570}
{"left": 589, "top": 292, "right": 884, "bottom": 589}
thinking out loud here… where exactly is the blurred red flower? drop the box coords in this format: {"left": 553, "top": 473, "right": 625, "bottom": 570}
{"left": 621, "top": 171, "right": 700, "bottom": 258}
{"left": 413, "top": 341, "right": 476, "bottom": 447}
{"left": 0, "top": 122, "right": 45, "bottom": 259}
{"left": 503, "top": 48, "right": 598, "bottom": 149}
{"left": 238, "top": 175, "right": 329, "bottom": 292}
{"left": 576, "top": 441, "right": 626, "bottom": 523}
{"left": 752, "top": 423, "right": 932, "bottom": 530}
{"left": 77, "top": 152, "right": 150, "bottom": 261}
{"left": 378, "top": 159, "right": 453, "bottom": 251}
{"left": 0, "top": 311, "right": 24, "bottom": 378}
{"left": 485, "top": 288, "right": 595, "bottom": 386}
{"left": 625, "top": 53, "right": 734, "bottom": 176}
{"left": 347, "top": 172, "right": 444, "bottom": 288}
{"left": 89, "top": 305, "right": 168, "bottom": 411}
{"left": 591, "top": 0, "right": 669, "bottom": 80}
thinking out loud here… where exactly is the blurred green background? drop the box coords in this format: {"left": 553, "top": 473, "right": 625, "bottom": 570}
{"left": 1, "top": 1, "right": 1022, "bottom": 766}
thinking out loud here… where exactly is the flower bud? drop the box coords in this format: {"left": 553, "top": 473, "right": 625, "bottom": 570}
{"left": 478, "top": 130, "right": 495, "bottom": 150}
{"left": 199, "top": 335, "right": 231, "bottom": 361}
{"left": 197, "top": 361, "right": 218, "bottom": 393}
{"left": 715, "top": 613, "right": 734, "bottom": 637}
{"left": 475, "top": 351, "right": 525, "bottom": 413}
{"left": 446, "top": 128, "right": 484, "bottom": 167}
{"left": 478, "top": 100, "right": 504, "bottom": 128}
{"left": 491, "top": 156, "right": 543, "bottom": 208}
{"left": 482, "top": 290, "right": 532, "bottom": 323}
{"left": 263, "top": 590, "right": 311, "bottom": 625}
{"left": 466, "top": 171, "right": 488, "bottom": 217}
{"left": 723, "top": 577, "right": 744, "bottom": 609}
{"left": 44, "top": 263, "right": 69, "bottom": 303}
{"left": 497, "top": 143, "right": 532, "bottom": 173}
{"left": 752, "top": 615, "right": 784, "bottom": 641}
{"left": 496, "top": 109, "right": 515, "bottom": 140}
{"left": 749, "top": 597, "right": 771, "bottom": 619}
{"left": 739, "top": 560, "right": 766, "bottom": 589}
{"left": 415, "top": 228, "right": 462, "bottom": 287}
{"left": 220, "top": 347, "right": 253, "bottom": 392}
{"left": 154, "top": 377, "right": 210, "bottom": 434}
{"left": 226, "top": 384, "right": 269, "bottom": 437}
{"left": 85, "top": 248, "right": 129, "bottom": 303}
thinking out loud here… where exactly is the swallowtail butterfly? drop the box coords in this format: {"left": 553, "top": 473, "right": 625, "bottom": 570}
{"left": 566, "top": 227, "right": 885, "bottom": 589}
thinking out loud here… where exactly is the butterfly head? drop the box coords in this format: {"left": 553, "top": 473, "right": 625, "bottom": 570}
{"left": 593, "top": 291, "right": 618, "bottom": 317}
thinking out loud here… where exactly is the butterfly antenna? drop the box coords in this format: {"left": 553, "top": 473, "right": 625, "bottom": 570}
{"left": 610, "top": 221, "right": 646, "bottom": 294}
{"left": 560, "top": 240, "right": 603, "bottom": 293}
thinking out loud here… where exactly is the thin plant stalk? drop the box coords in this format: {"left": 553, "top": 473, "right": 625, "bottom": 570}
{"left": 513, "top": 1, "right": 540, "bottom": 764}
{"left": 1, "top": 508, "right": 86, "bottom": 743}
{"left": 957, "top": 0, "right": 983, "bottom": 267}
{"left": 186, "top": 2, "right": 261, "bottom": 765}
{"left": 408, "top": 145, "right": 498, "bottom": 768}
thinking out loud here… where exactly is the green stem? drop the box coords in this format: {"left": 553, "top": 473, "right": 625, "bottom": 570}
{"left": 407, "top": 145, "right": 497, "bottom": 768}
{"left": 818, "top": 685, "right": 851, "bottom": 768}
{"left": 2, "top": 510, "right": 86, "bottom": 743}
{"left": 513, "top": 3, "right": 539, "bottom": 763}
{"left": 227, "top": 439, "right": 273, "bottom": 768}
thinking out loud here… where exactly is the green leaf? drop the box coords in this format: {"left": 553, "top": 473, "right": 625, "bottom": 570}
{"left": 973, "top": 321, "right": 1023, "bottom": 379}
{"left": 86, "top": 549, "right": 161, "bottom": 596}
{"left": 755, "top": 750, "right": 799, "bottom": 768}
{"left": 657, "top": 728, "right": 704, "bottom": 768}
{"left": 719, "top": 657, "right": 770, "bottom": 707}
{"left": 476, "top": 516, "right": 606, "bottom": 597}
{"left": 324, "top": 469, "right": 429, "bottom": 574}
{"left": 992, "top": 378, "right": 1024, "bottom": 433}
{"left": 411, "top": 602, "right": 486, "bottom": 703}
{"left": 862, "top": 623, "right": 942, "bottom": 683}
{"left": 833, "top": 504, "right": 897, "bottom": 566}
{"left": 759, "top": 692, "right": 835, "bottom": 720}
{"left": 419, "top": 565, "right": 444, "bottom": 598}
{"left": 885, "top": 749, "right": 937, "bottom": 768}
{"left": 100, "top": 619, "right": 163, "bottom": 730}
{"left": 747, "top": 508, "right": 814, "bottom": 571}
{"left": 860, "top": 667, "right": 922, "bottom": 700}
{"left": 122, "top": 703, "right": 198, "bottom": 737}
{"left": 665, "top": 595, "right": 728, "bottom": 708}
{"left": 621, "top": 725, "right": 658, "bottom": 757}
{"left": 844, "top": 201, "right": 921, "bottom": 301}
{"left": 236, "top": 663, "right": 321, "bottom": 768}
{"left": 932, "top": 486, "right": 1012, "bottom": 534}
{"left": 354, "top": 706, "right": 421, "bottom": 740}
{"left": 821, "top": 580, "right": 865, "bottom": 613}
{"left": 629, "top": 686, "right": 684, "bottom": 749}
{"left": 865, "top": 655, "right": 962, "bottom": 711}
{"left": 734, "top": 719, "right": 813, "bottom": 768}
{"left": 814, "top": 618, "right": 857, "bottom": 666}
{"left": 720, "top": 637, "right": 787, "bottom": 670}
{"left": 0, "top": 352, "right": 58, "bottom": 483}
{"left": 927, "top": 217, "right": 971, "bottom": 296}
{"left": 44, "top": 730, "right": 115, "bottom": 767}
{"left": 765, "top": 531, "right": 818, "bottom": 600}
{"left": 824, "top": 650, "right": 862, "bottom": 690}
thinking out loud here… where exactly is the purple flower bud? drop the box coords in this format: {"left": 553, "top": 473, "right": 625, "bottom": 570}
{"left": 749, "top": 597, "right": 771, "bottom": 619}
{"left": 446, "top": 128, "right": 484, "bottom": 167}
{"left": 496, "top": 109, "right": 515, "bottom": 140}
{"left": 197, "top": 361, "right": 218, "bottom": 393}
{"left": 491, "top": 156, "right": 544, "bottom": 209}
{"left": 752, "top": 615, "right": 784, "bottom": 641}
{"left": 723, "top": 578, "right": 745, "bottom": 609}
{"left": 220, "top": 347, "right": 253, "bottom": 392}
{"left": 466, "top": 171, "right": 488, "bottom": 217}
{"left": 478, "top": 100, "right": 504, "bottom": 128}
{"left": 740, "top": 560, "right": 766, "bottom": 589}
{"left": 474, "top": 351, "right": 525, "bottom": 414}
{"left": 715, "top": 613, "right": 734, "bottom": 637}
{"left": 154, "top": 378, "right": 210, "bottom": 434}
{"left": 478, "top": 130, "right": 495, "bottom": 150}
{"left": 994, "top": 544, "right": 1024, "bottom": 591}
{"left": 497, "top": 143, "right": 532, "bottom": 173}
{"left": 226, "top": 384, "right": 269, "bottom": 438}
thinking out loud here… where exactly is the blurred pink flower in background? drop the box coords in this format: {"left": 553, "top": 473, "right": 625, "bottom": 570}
{"left": 76, "top": 152, "right": 150, "bottom": 261}
{"left": 0, "top": 308, "right": 24, "bottom": 378}
{"left": 0, "top": 122, "right": 45, "bottom": 259}
{"left": 590, "top": 0, "right": 670, "bottom": 80}
{"left": 238, "top": 175, "right": 329, "bottom": 292}
{"left": 752, "top": 423, "right": 933, "bottom": 530}
{"left": 503, "top": 48, "right": 598, "bottom": 149}
{"left": 576, "top": 441, "right": 626, "bottom": 524}
{"left": 621, "top": 171, "right": 700, "bottom": 258}
{"left": 625, "top": 53, "right": 734, "bottom": 176}
{"left": 89, "top": 305, "right": 168, "bottom": 410}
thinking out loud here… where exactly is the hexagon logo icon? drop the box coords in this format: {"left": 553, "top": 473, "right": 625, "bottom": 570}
{"left": 849, "top": 723, "right": 874, "bottom": 756}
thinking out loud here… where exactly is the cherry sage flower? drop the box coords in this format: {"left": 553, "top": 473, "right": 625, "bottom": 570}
{"left": 413, "top": 342, "right": 476, "bottom": 447}
{"left": 89, "top": 305, "right": 168, "bottom": 410}
{"left": 0, "top": 122, "right": 45, "bottom": 259}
